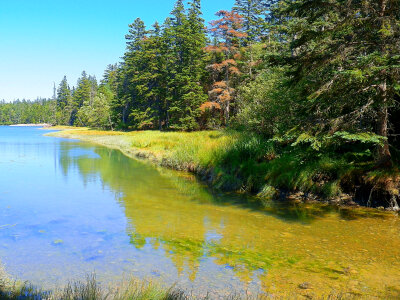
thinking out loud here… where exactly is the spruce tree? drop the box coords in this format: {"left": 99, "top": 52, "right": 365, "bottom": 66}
{"left": 126, "top": 18, "right": 147, "bottom": 51}
{"left": 56, "top": 76, "right": 72, "bottom": 125}
{"left": 116, "top": 18, "right": 149, "bottom": 127}
{"left": 233, "top": 0, "right": 268, "bottom": 43}
{"left": 273, "top": 0, "right": 400, "bottom": 166}
{"left": 164, "top": 0, "right": 208, "bottom": 130}
{"left": 101, "top": 64, "right": 118, "bottom": 94}
{"left": 57, "top": 76, "right": 71, "bottom": 109}
{"left": 71, "top": 71, "right": 92, "bottom": 125}
{"left": 206, "top": 10, "right": 247, "bottom": 125}
{"left": 128, "top": 22, "right": 166, "bottom": 129}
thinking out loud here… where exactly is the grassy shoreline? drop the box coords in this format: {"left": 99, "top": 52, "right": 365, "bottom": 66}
{"left": 0, "top": 274, "right": 230, "bottom": 300}
{"left": 46, "top": 127, "right": 400, "bottom": 210}
{"left": 0, "top": 274, "right": 381, "bottom": 300}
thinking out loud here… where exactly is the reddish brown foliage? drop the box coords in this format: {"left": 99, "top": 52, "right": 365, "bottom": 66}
{"left": 205, "top": 10, "right": 247, "bottom": 124}
{"left": 233, "top": 53, "right": 242, "bottom": 60}
{"left": 209, "top": 88, "right": 224, "bottom": 95}
{"left": 213, "top": 81, "right": 227, "bottom": 88}
{"left": 209, "top": 10, "right": 247, "bottom": 40}
{"left": 229, "top": 66, "right": 241, "bottom": 75}
{"left": 223, "top": 59, "right": 237, "bottom": 66}
{"left": 200, "top": 101, "right": 221, "bottom": 111}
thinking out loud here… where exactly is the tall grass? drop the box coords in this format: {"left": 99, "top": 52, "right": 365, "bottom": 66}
{"left": 0, "top": 275, "right": 396, "bottom": 300}
{"left": 48, "top": 128, "right": 399, "bottom": 207}
{"left": 0, "top": 275, "right": 182, "bottom": 300}
{"left": 0, "top": 274, "right": 262, "bottom": 300}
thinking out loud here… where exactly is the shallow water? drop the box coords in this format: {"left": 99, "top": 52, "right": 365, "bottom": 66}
{"left": 0, "top": 126, "right": 399, "bottom": 297}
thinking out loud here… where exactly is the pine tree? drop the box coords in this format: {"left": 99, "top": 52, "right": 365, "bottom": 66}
{"left": 128, "top": 22, "right": 167, "bottom": 129}
{"left": 163, "top": 0, "right": 208, "bottom": 130}
{"left": 56, "top": 76, "right": 72, "bottom": 125}
{"left": 101, "top": 64, "right": 118, "bottom": 94}
{"left": 71, "top": 71, "right": 93, "bottom": 125}
{"left": 273, "top": 0, "right": 400, "bottom": 166}
{"left": 205, "top": 10, "right": 247, "bottom": 125}
{"left": 233, "top": 0, "right": 267, "bottom": 43}
{"left": 126, "top": 18, "right": 147, "bottom": 51}
{"left": 163, "top": 0, "right": 187, "bottom": 129}
{"left": 57, "top": 76, "right": 71, "bottom": 109}
{"left": 116, "top": 18, "right": 148, "bottom": 127}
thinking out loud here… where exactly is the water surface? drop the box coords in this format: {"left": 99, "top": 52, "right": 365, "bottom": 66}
{"left": 0, "top": 126, "right": 399, "bottom": 297}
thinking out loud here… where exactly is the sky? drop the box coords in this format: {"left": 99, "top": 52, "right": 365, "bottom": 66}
{"left": 0, "top": 0, "right": 235, "bottom": 102}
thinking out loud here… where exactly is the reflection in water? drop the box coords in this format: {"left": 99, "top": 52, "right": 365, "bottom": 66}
{"left": 58, "top": 141, "right": 400, "bottom": 297}
{"left": 58, "top": 142, "right": 266, "bottom": 292}
{"left": 0, "top": 127, "right": 399, "bottom": 297}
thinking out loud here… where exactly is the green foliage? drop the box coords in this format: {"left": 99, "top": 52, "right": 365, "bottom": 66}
{"left": 270, "top": 0, "right": 400, "bottom": 163}
{"left": 234, "top": 65, "right": 295, "bottom": 137}
{"left": 233, "top": 0, "right": 268, "bottom": 43}
{"left": 0, "top": 99, "right": 56, "bottom": 125}
{"left": 71, "top": 72, "right": 98, "bottom": 125}
{"left": 56, "top": 76, "right": 73, "bottom": 125}
{"left": 76, "top": 90, "right": 114, "bottom": 130}
{"left": 0, "top": 274, "right": 192, "bottom": 300}
{"left": 114, "top": 0, "right": 208, "bottom": 131}
{"left": 330, "top": 131, "right": 386, "bottom": 145}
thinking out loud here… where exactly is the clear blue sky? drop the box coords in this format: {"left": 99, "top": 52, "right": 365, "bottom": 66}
{"left": 0, "top": 0, "right": 234, "bottom": 102}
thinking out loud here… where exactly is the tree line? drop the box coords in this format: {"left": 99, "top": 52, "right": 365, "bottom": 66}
{"left": 53, "top": 0, "right": 274, "bottom": 131}
{"left": 3, "top": 0, "right": 400, "bottom": 166}
{"left": 0, "top": 99, "right": 55, "bottom": 125}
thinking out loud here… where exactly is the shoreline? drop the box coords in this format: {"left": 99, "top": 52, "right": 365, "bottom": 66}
{"left": 10, "top": 123, "right": 52, "bottom": 127}
{"left": 0, "top": 127, "right": 393, "bottom": 299}
{"left": 45, "top": 127, "right": 400, "bottom": 212}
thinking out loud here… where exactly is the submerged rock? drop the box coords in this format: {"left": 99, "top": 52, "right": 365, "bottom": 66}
{"left": 298, "top": 282, "right": 312, "bottom": 290}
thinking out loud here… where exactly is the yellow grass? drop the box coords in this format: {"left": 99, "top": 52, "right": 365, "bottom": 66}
{"left": 46, "top": 128, "right": 235, "bottom": 172}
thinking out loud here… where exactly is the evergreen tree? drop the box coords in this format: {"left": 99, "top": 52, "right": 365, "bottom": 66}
{"left": 128, "top": 22, "right": 167, "bottom": 129}
{"left": 233, "top": 0, "right": 268, "bottom": 43}
{"left": 205, "top": 10, "right": 247, "bottom": 125}
{"left": 57, "top": 76, "right": 71, "bottom": 109}
{"left": 116, "top": 18, "right": 148, "bottom": 127}
{"left": 71, "top": 71, "right": 93, "bottom": 125}
{"left": 0, "top": 99, "right": 56, "bottom": 125}
{"left": 101, "top": 64, "right": 119, "bottom": 94}
{"left": 164, "top": 0, "right": 208, "bottom": 130}
{"left": 126, "top": 18, "right": 147, "bottom": 51}
{"left": 273, "top": 0, "right": 400, "bottom": 166}
{"left": 76, "top": 84, "right": 114, "bottom": 130}
{"left": 56, "top": 76, "right": 72, "bottom": 125}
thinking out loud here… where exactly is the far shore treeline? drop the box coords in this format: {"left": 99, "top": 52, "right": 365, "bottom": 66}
{"left": 2, "top": 0, "right": 400, "bottom": 207}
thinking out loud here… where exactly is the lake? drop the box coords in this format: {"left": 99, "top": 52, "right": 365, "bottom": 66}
{"left": 0, "top": 126, "right": 399, "bottom": 297}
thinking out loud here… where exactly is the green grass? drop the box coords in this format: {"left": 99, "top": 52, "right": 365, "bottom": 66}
{"left": 0, "top": 275, "right": 189, "bottom": 300}
{"left": 0, "top": 275, "right": 397, "bottom": 299}
{"left": 47, "top": 128, "right": 400, "bottom": 208}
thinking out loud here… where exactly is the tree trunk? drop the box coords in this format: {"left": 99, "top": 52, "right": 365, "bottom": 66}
{"left": 108, "top": 113, "right": 114, "bottom": 131}
{"left": 377, "top": 78, "right": 392, "bottom": 167}
{"left": 225, "top": 100, "right": 230, "bottom": 126}
{"left": 376, "top": 0, "right": 391, "bottom": 167}
{"left": 157, "top": 97, "right": 163, "bottom": 131}
{"left": 225, "top": 60, "right": 230, "bottom": 126}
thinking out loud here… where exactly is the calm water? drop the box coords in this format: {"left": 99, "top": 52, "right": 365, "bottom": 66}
{"left": 0, "top": 126, "right": 400, "bottom": 297}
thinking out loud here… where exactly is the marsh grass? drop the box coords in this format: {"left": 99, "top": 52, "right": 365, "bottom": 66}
{"left": 0, "top": 274, "right": 259, "bottom": 300}
{"left": 0, "top": 276, "right": 396, "bottom": 300}
{"left": 0, "top": 258, "right": 397, "bottom": 300}
{"left": 47, "top": 128, "right": 399, "bottom": 208}
{"left": 0, "top": 275, "right": 175, "bottom": 300}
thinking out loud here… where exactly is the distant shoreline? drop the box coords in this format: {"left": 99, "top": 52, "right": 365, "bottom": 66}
{"left": 9, "top": 123, "right": 52, "bottom": 127}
